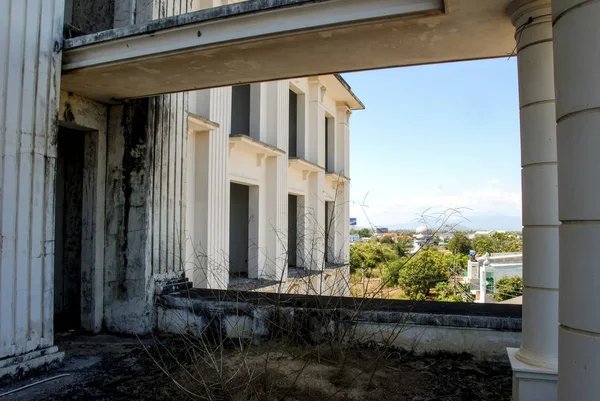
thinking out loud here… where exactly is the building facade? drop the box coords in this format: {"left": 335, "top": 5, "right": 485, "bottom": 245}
{"left": 186, "top": 75, "right": 362, "bottom": 290}
{"left": 0, "top": 0, "right": 361, "bottom": 379}
{"left": 2, "top": 0, "right": 600, "bottom": 399}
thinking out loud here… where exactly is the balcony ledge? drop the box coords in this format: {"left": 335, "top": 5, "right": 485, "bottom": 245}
{"left": 188, "top": 112, "right": 220, "bottom": 132}
{"left": 288, "top": 157, "right": 324, "bottom": 180}
{"left": 229, "top": 135, "right": 285, "bottom": 166}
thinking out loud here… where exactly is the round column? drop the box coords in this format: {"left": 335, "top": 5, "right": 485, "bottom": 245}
{"left": 508, "top": 0, "right": 559, "bottom": 370}
{"left": 552, "top": 0, "right": 600, "bottom": 399}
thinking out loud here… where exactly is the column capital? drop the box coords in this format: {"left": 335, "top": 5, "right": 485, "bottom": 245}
{"left": 308, "top": 77, "right": 327, "bottom": 103}
{"left": 336, "top": 103, "right": 352, "bottom": 123}
{"left": 507, "top": 0, "right": 551, "bottom": 28}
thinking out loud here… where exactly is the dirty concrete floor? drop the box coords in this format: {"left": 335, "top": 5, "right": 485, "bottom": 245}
{"left": 0, "top": 334, "right": 512, "bottom": 401}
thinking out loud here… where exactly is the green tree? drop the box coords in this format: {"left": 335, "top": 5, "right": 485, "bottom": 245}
{"left": 492, "top": 276, "right": 523, "bottom": 302}
{"left": 349, "top": 244, "right": 366, "bottom": 272}
{"left": 358, "top": 228, "right": 373, "bottom": 238}
{"left": 442, "top": 252, "right": 469, "bottom": 276}
{"left": 394, "top": 237, "right": 411, "bottom": 258}
{"left": 382, "top": 258, "right": 406, "bottom": 287}
{"left": 433, "top": 282, "right": 464, "bottom": 302}
{"left": 492, "top": 232, "right": 523, "bottom": 252}
{"left": 447, "top": 233, "right": 472, "bottom": 255}
{"left": 349, "top": 241, "right": 398, "bottom": 273}
{"left": 472, "top": 236, "right": 497, "bottom": 255}
{"left": 379, "top": 236, "right": 395, "bottom": 244}
{"left": 398, "top": 248, "right": 449, "bottom": 299}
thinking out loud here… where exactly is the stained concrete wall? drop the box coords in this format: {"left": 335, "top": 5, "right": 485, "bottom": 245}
{"left": 158, "top": 289, "right": 522, "bottom": 360}
{"left": 66, "top": 0, "right": 115, "bottom": 35}
{"left": 100, "top": 0, "right": 191, "bottom": 334}
{"left": 0, "top": 0, "right": 65, "bottom": 373}
{"left": 103, "top": 95, "right": 188, "bottom": 333}
{"left": 58, "top": 92, "right": 108, "bottom": 334}
{"left": 57, "top": 94, "right": 189, "bottom": 335}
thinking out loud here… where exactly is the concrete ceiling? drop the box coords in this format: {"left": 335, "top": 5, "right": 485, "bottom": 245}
{"left": 61, "top": 0, "right": 515, "bottom": 103}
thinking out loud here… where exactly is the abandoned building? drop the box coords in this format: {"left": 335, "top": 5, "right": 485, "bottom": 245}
{"left": 188, "top": 74, "right": 362, "bottom": 291}
{"left": 0, "top": 0, "right": 598, "bottom": 400}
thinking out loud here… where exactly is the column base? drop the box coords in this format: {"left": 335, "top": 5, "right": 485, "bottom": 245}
{"left": 507, "top": 347, "right": 557, "bottom": 401}
{"left": 0, "top": 346, "right": 64, "bottom": 381}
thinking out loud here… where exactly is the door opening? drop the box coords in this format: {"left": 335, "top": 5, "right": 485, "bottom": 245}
{"left": 229, "top": 182, "right": 250, "bottom": 277}
{"left": 288, "top": 194, "right": 298, "bottom": 267}
{"left": 54, "top": 127, "right": 85, "bottom": 332}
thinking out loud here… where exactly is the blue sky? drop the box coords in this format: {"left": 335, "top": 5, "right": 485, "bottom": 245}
{"left": 342, "top": 58, "right": 522, "bottom": 230}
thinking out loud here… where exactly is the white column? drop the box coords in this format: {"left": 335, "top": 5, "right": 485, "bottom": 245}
{"left": 264, "top": 81, "right": 289, "bottom": 282}
{"left": 187, "top": 88, "right": 231, "bottom": 289}
{"left": 248, "top": 185, "right": 263, "bottom": 279}
{"left": 552, "top": 1, "right": 600, "bottom": 399}
{"left": 507, "top": 1, "right": 559, "bottom": 399}
{"left": 336, "top": 104, "right": 351, "bottom": 177}
{"left": 307, "top": 79, "right": 326, "bottom": 271}
{"left": 250, "top": 83, "right": 268, "bottom": 142}
{"left": 335, "top": 105, "right": 352, "bottom": 264}
{"left": 0, "top": 0, "right": 65, "bottom": 378}
{"left": 307, "top": 78, "right": 326, "bottom": 167}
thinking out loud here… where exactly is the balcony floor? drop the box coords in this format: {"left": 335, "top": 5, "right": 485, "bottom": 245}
{"left": 1, "top": 332, "right": 512, "bottom": 401}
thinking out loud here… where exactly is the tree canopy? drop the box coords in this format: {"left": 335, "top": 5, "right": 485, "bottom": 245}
{"left": 471, "top": 232, "right": 523, "bottom": 255}
{"left": 397, "top": 248, "right": 450, "bottom": 300}
{"left": 447, "top": 233, "right": 472, "bottom": 255}
{"left": 492, "top": 276, "right": 523, "bottom": 302}
{"left": 358, "top": 228, "right": 373, "bottom": 238}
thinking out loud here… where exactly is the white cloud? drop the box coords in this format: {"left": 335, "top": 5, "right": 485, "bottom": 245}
{"left": 487, "top": 179, "right": 500, "bottom": 184}
{"left": 350, "top": 187, "right": 521, "bottom": 226}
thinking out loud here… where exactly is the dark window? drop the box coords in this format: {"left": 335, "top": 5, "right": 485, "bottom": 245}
{"left": 231, "top": 85, "right": 251, "bottom": 136}
{"left": 289, "top": 90, "right": 298, "bottom": 157}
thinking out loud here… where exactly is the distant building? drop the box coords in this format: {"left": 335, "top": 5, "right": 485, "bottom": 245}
{"left": 469, "top": 253, "right": 523, "bottom": 304}
{"left": 438, "top": 232, "right": 455, "bottom": 241}
{"left": 412, "top": 224, "right": 435, "bottom": 252}
{"left": 468, "top": 230, "right": 496, "bottom": 240}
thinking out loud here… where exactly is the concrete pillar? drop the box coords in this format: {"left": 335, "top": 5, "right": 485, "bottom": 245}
{"left": 0, "top": 0, "right": 65, "bottom": 378}
{"left": 264, "top": 81, "right": 289, "bottom": 282}
{"left": 187, "top": 88, "right": 231, "bottom": 289}
{"left": 336, "top": 105, "right": 351, "bottom": 177}
{"left": 507, "top": 1, "right": 559, "bottom": 399}
{"left": 186, "top": 0, "right": 235, "bottom": 290}
{"left": 250, "top": 83, "right": 268, "bottom": 142}
{"left": 248, "top": 185, "right": 262, "bottom": 279}
{"left": 551, "top": 1, "right": 600, "bottom": 399}
{"left": 308, "top": 78, "right": 326, "bottom": 167}
{"left": 335, "top": 105, "right": 352, "bottom": 264}
{"left": 307, "top": 79, "right": 326, "bottom": 271}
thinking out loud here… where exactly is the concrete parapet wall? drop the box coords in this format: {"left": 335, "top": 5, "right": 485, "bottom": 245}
{"left": 157, "top": 290, "right": 521, "bottom": 360}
